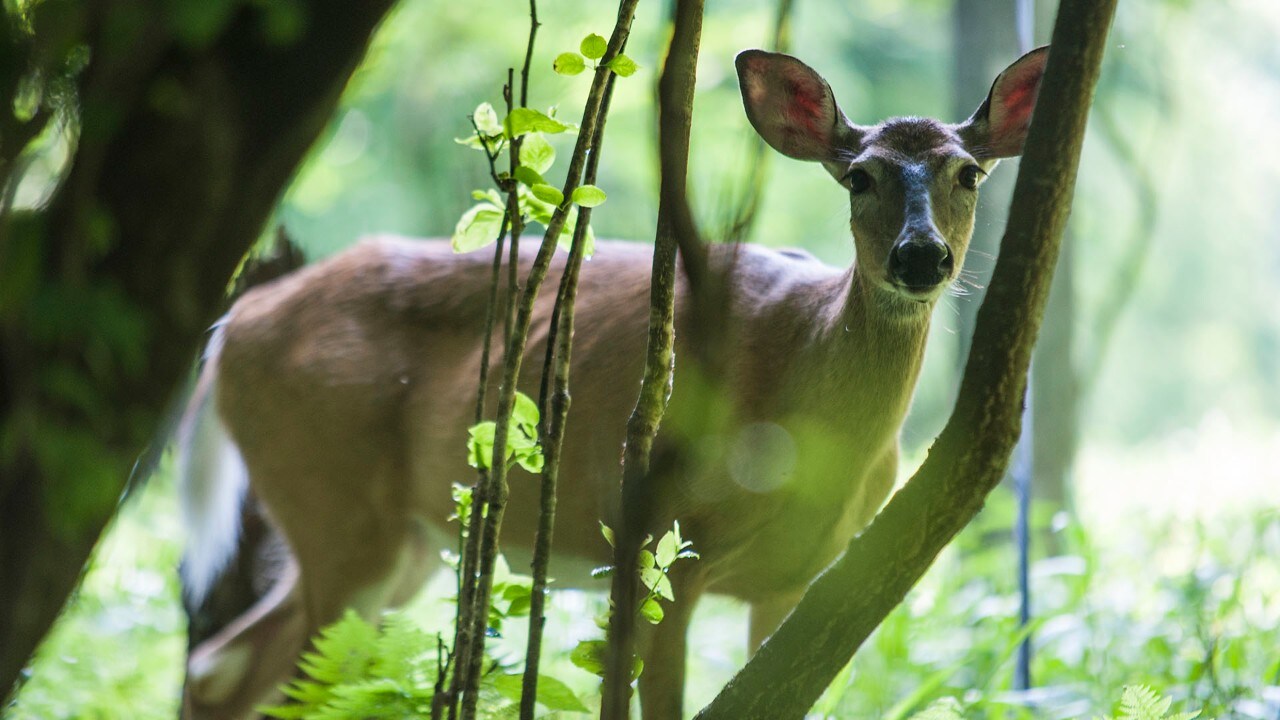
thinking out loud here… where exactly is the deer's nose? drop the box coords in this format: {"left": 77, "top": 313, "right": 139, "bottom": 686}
{"left": 889, "top": 238, "right": 953, "bottom": 289}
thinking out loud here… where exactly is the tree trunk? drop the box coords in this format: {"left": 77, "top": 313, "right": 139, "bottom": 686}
{"left": 695, "top": 0, "right": 1117, "bottom": 716}
{"left": 0, "top": 0, "right": 396, "bottom": 699}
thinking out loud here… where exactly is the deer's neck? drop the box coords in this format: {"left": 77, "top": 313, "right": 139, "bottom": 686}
{"left": 790, "top": 264, "right": 934, "bottom": 435}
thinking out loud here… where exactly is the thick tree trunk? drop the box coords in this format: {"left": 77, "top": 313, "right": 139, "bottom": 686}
{"left": 0, "top": 0, "right": 396, "bottom": 699}
{"left": 694, "top": 0, "right": 1116, "bottom": 716}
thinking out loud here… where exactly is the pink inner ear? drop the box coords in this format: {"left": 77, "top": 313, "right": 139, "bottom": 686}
{"left": 784, "top": 74, "right": 827, "bottom": 138}
{"left": 995, "top": 67, "right": 1042, "bottom": 133}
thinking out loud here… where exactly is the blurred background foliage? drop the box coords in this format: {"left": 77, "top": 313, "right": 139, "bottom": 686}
{"left": 6, "top": 0, "right": 1279, "bottom": 717}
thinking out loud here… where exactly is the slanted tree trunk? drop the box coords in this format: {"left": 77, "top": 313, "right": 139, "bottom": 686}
{"left": 694, "top": 0, "right": 1117, "bottom": 716}
{"left": 0, "top": 0, "right": 396, "bottom": 699}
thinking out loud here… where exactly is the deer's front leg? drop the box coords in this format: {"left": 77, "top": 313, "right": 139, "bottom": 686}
{"left": 748, "top": 589, "right": 806, "bottom": 654}
{"left": 637, "top": 567, "right": 706, "bottom": 720}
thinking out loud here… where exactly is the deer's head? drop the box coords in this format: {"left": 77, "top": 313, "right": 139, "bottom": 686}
{"left": 737, "top": 47, "right": 1049, "bottom": 306}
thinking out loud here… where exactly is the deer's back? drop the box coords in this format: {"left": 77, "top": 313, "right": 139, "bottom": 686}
{"left": 216, "top": 236, "right": 887, "bottom": 599}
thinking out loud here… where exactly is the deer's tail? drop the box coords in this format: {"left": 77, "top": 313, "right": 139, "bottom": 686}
{"left": 176, "top": 320, "right": 249, "bottom": 607}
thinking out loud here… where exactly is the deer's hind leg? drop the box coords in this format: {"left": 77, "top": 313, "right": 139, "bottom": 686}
{"left": 184, "top": 439, "right": 431, "bottom": 719}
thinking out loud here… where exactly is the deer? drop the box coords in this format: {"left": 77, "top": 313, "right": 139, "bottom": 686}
{"left": 177, "top": 46, "right": 1048, "bottom": 719}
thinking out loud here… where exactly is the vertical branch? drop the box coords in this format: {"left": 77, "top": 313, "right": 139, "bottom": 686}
{"left": 601, "top": 1, "right": 703, "bottom": 718}
{"left": 695, "top": 0, "right": 1117, "bottom": 716}
{"left": 443, "top": 117, "right": 513, "bottom": 720}
{"left": 455, "top": 3, "right": 642, "bottom": 718}
{"left": 521, "top": 74, "right": 618, "bottom": 720}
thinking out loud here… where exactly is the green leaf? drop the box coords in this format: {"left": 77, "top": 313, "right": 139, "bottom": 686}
{"left": 513, "top": 166, "right": 545, "bottom": 188}
{"left": 531, "top": 184, "right": 564, "bottom": 206}
{"left": 515, "top": 447, "right": 544, "bottom": 474}
{"left": 512, "top": 390, "right": 541, "bottom": 428}
{"left": 553, "top": 52, "right": 586, "bottom": 76}
{"left": 473, "top": 102, "right": 502, "bottom": 136}
{"left": 519, "top": 132, "right": 556, "bottom": 174}
{"left": 640, "top": 597, "right": 664, "bottom": 625}
{"left": 492, "top": 674, "right": 590, "bottom": 713}
{"left": 655, "top": 531, "right": 678, "bottom": 568}
{"left": 607, "top": 54, "right": 640, "bottom": 77}
{"left": 569, "top": 640, "right": 607, "bottom": 677}
{"left": 506, "top": 107, "right": 573, "bottom": 138}
{"left": 466, "top": 422, "right": 497, "bottom": 470}
{"left": 580, "top": 33, "right": 607, "bottom": 60}
{"left": 600, "top": 522, "right": 615, "bottom": 547}
{"left": 451, "top": 204, "right": 506, "bottom": 253}
{"left": 590, "top": 565, "right": 614, "bottom": 579}
{"left": 569, "top": 641, "right": 641, "bottom": 681}
{"left": 571, "top": 184, "right": 607, "bottom": 207}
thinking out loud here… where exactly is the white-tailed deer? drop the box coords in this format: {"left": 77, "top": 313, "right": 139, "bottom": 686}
{"left": 178, "top": 47, "right": 1048, "bottom": 719}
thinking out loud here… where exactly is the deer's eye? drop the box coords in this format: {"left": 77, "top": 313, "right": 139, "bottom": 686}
{"left": 844, "top": 168, "right": 873, "bottom": 194}
{"left": 958, "top": 164, "right": 983, "bottom": 190}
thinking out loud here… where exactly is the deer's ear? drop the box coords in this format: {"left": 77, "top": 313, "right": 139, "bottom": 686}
{"left": 736, "top": 50, "right": 859, "bottom": 163}
{"left": 958, "top": 46, "right": 1049, "bottom": 159}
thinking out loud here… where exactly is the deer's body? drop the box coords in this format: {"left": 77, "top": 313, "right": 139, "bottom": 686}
{"left": 180, "top": 47, "right": 1048, "bottom": 719}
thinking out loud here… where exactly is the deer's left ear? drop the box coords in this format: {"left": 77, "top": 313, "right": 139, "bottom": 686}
{"left": 957, "top": 46, "right": 1049, "bottom": 159}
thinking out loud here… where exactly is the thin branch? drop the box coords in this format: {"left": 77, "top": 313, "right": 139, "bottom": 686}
{"left": 601, "top": 1, "right": 703, "bottom": 718}
{"left": 521, "top": 72, "right": 617, "bottom": 719}
{"left": 442, "top": 118, "right": 512, "bottom": 720}
{"left": 455, "top": 2, "right": 642, "bottom": 717}
{"left": 695, "top": 0, "right": 1117, "bottom": 716}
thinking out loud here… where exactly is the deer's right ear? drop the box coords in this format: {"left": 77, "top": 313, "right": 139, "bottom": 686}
{"left": 736, "top": 50, "right": 860, "bottom": 164}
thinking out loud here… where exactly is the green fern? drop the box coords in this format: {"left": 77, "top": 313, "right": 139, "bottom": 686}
{"left": 259, "top": 609, "right": 587, "bottom": 719}
{"left": 259, "top": 610, "right": 438, "bottom": 718}
{"left": 1097, "top": 685, "right": 1204, "bottom": 720}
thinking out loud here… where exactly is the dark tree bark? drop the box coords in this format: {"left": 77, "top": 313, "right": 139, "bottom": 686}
{"left": 694, "top": 0, "right": 1117, "bottom": 716}
{"left": 0, "top": 0, "right": 396, "bottom": 699}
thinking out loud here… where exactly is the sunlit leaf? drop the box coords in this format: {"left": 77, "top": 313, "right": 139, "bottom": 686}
{"left": 580, "top": 33, "right": 607, "bottom": 60}
{"left": 506, "top": 107, "right": 573, "bottom": 138}
{"left": 553, "top": 52, "right": 586, "bottom": 76}
{"left": 571, "top": 184, "right": 606, "bottom": 207}
{"left": 607, "top": 54, "right": 640, "bottom": 77}
{"left": 451, "top": 204, "right": 506, "bottom": 253}
{"left": 519, "top": 132, "right": 556, "bottom": 174}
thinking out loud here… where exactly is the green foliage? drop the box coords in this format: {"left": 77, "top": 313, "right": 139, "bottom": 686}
{"left": 906, "top": 697, "right": 965, "bottom": 720}
{"left": 259, "top": 608, "right": 590, "bottom": 719}
{"left": 553, "top": 52, "right": 585, "bottom": 76}
{"left": 451, "top": 99, "right": 595, "bottom": 257}
{"left": 604, "top": 54, "right": 638, "bottom": 77}
{"left": 552, "top": 33, "right": 639, "bottom": 79}
{"left": 569, "top": 522, "right": 698, "bottom": 684}
{"left": 578, "top": 34, "right": 606, "bottom": 60}
{"left": 466, "top": 390, "right": 544, "bottom": 474}
{"left": 1097, "top": 685, "right": 1204, "bottom": 720}
{"left": 569, "top": 184, "right": 606, "bottom": 208}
